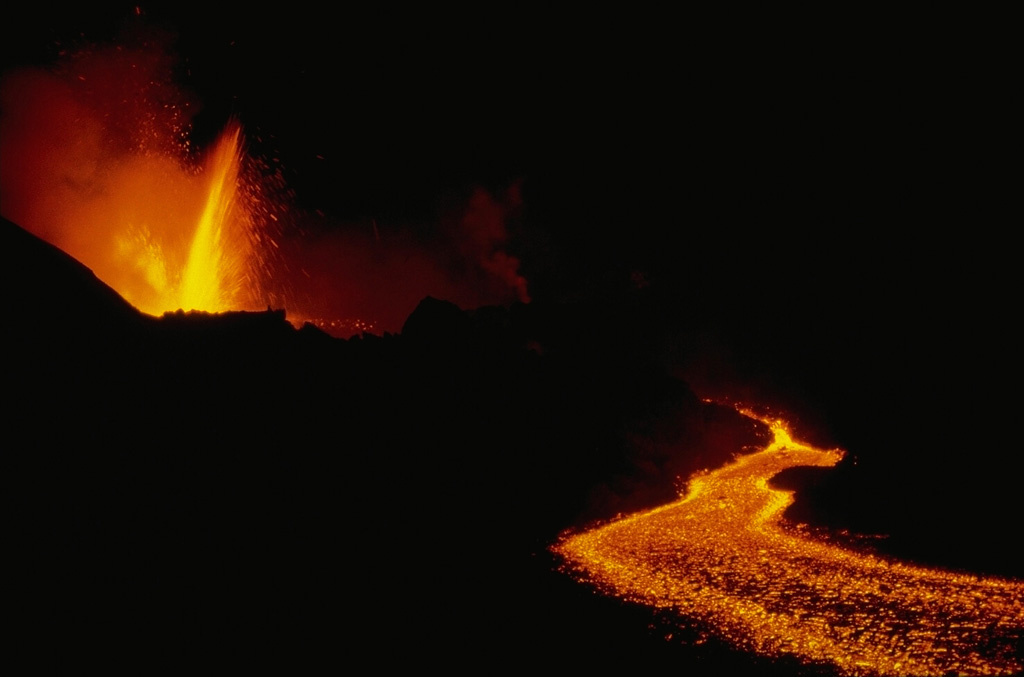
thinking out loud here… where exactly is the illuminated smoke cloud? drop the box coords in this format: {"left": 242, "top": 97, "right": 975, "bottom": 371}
{"left": 0, "top": 29, "right": 265, "bottom": 315}
{"left": 1, "top": 21, "right": 531, "bottom": 332}
{"left": 283, "top": 183, "right": 531, "bottom": 337}
{"left": 0, "top": 26, "right": 194, "bottom": 238}
{"left": 454, "top": 183, "right": 530, "bottom": 304}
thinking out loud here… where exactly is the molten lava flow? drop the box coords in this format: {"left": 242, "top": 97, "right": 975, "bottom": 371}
{"left": 553, "top": 411, "right": 1024, "bottom": 676}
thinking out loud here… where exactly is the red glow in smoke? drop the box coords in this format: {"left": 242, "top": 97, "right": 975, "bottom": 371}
{"left": 0, "top": 22, "right": 532, "bottom": 335}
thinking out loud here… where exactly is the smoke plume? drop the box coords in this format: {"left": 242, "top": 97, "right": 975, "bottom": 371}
{"left": 1, "top": 20, "right": 531, "bottom": 334}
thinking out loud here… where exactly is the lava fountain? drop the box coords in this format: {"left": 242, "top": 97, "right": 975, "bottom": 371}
{"left": 106, "top": 119, "right": 270, "bottom": 316}
{"left": 2, "top": 25, "right": 535, "bottom": 335}
{"left": 554, "top": 410, "right": 1024, "bottom": 676}
{"left": 0, "top": 34, "right": 282, "bottom": 318}
{"left": 168, "top": 120, "right": 244, "bottom": 313}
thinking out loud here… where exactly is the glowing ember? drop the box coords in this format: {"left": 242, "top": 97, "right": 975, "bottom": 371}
{"left": 553, "top": 411, "right": 1024, "bottom": 676}
{"left": 290, "top": 315, "right": 380, "bottom": 338}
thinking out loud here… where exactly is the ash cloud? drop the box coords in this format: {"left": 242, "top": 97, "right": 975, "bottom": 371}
{"left": 0, "top": 27, "right": 207, "bottom": 305}
{"left": 0, "top": 20, "right": 532, "bottom": 331}
{"left": 282, "top": 183, "right": 531, "bottom": 336}
{"left": 451, "top": 183, "right": 530, "bottom": 304}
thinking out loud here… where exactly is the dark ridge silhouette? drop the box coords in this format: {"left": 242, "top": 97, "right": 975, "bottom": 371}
{"left": 4, "top": 10, "right": 1017, "bottom": 672}
{"left": 6, "top": 209, "right": 1020, "bottom": 675}
{"left": 5, "top": 216, "right": 783, "bottom": 670}
{"left": 2, "top": 214, "right": 146, "bottom": 337}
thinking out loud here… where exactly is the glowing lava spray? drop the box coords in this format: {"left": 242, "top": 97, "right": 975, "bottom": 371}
{"left": 178, "top": 120, "right": 245, "bottom": 313}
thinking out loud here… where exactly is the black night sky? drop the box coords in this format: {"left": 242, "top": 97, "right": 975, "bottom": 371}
{"left": 6, "top": 6, "right": 1010, "bottom": 301}
{"left": 9, "top": 3, "right": 991, "bottom": 300}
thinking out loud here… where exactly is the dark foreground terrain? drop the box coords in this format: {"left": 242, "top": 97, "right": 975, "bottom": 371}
{"left": 5, "top": 215, "right": 1019, "bottom": 672}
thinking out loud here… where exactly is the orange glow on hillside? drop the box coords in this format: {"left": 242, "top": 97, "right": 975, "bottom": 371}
{"left": 553, "top": 409, "right": 1024, "bottom": 676}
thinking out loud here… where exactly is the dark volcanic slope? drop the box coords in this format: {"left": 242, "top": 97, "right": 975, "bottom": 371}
{"left": 7, "top": 208, "right": 1022, "bottom": 677}
{"left": 3, "top": 212, "right": 147, "bottom": 335}
{"left": 6, "top": 216, "right": 782, "bottom": 670}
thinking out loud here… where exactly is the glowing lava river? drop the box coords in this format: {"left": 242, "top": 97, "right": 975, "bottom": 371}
{"left": 553, "top": 412, "right": 1024, "bottom": 676}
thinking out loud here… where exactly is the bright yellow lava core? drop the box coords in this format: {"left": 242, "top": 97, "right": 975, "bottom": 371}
{"left": 552, "top": 411, "right": 1024, "bottom": 676}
